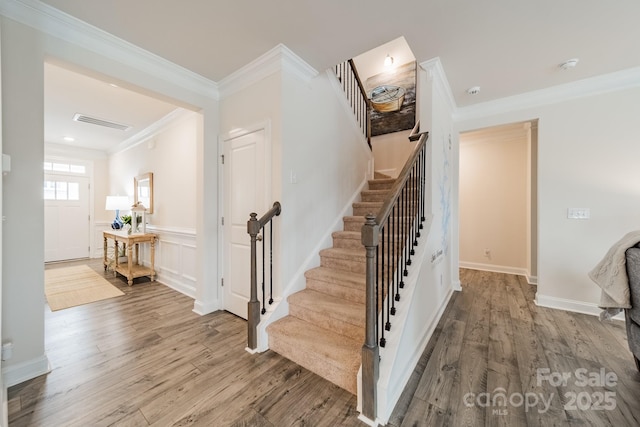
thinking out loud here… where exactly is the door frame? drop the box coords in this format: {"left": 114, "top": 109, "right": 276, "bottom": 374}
{"left": 219, "top": 120, "right": 272, "bottom": 314}
{"left": 43, "top": 156, "right": 95, "bottom": 258}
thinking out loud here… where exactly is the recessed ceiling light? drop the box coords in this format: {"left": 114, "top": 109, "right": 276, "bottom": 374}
{"left": 63, "top": 136, "right": 75, "bottom": 142}
{"left": 384, "top": 54, "right": 394, "bottom": 67}
{"left": 559, "top": 58, "right": 579, "bottom": 70}
{"left": 466, "top": 86, "right": 481, "bottom": 95}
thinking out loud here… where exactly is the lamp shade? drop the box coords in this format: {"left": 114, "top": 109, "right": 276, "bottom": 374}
{"left": 105, "top": 196, "right": 130, "bottom": 211}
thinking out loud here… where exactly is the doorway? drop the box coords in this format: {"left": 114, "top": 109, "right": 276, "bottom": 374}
{"left": 222, "top": 127, "right": 271, "bottom": 319}
{"left": 458, "top": 120, "right": 538, "bottom": 283}
{"left": 44, "top": 163, "right": 91, "bottom": 262}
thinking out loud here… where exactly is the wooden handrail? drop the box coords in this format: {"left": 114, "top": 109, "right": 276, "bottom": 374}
{"left": 247, "top": 202, "right": 282, "bottom": 350}
{"left": 360, "top": 123, "right": 429, "bottom": 421}
{"left": 374, "top": 127, "right": 428, "bottom": 226}
{"left": 334, "top": 60, "right": 372, "bottom": 148}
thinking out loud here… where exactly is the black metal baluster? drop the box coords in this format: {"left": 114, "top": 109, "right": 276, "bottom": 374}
{"left": 375, "top": 244, "right": 380, "bottom": 347}
{"left": 391, "top": 204, "right": 397, "bottom": 314}
{"left": 411, "top": 163, "right": 420, "bottom": 249}
{"left": 380, "top": 226, "right": 386, "bottom": 347}
{"left": 269, "top": 219, "right": 274, "bottom": 305}
{"left": 261, "top": 225, "right": 266, "bottom": 314}
{"left": 405, "top": 184, "right": 412, "bottom": 269}
{"left": 385, "top": 218, "right": 391, "bottom": 331}
{"left": 420, "top": 146, "right": 427, "bottom": 227}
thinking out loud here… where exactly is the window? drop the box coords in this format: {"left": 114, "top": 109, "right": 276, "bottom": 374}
{"left": 44, "top": 180, "right": 80, "bottom": 200}
{"left": 44, "top": 161, "right": 86, "bottom": 174}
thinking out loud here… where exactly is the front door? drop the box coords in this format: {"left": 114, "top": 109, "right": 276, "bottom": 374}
{"left": 44, "top": 174, "right": 90, "bottom": 262}
{"left": 223, "top": 129, "right": 270, "bottom": 319}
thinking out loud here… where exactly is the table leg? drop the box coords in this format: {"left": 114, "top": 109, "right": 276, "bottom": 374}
{"left": 113, "top": 239, "right": 119, "bottom": 277}
{"left": 150, "top": 237, "right": 156, "bottom": 282}
{"left": 103, "top": 235, "right": 108, "bottom": 270}
{"left": 127, "top": 242, "right": 134, "bottom": 286}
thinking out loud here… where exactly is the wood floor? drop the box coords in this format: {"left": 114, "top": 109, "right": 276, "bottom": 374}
{"left": 8, "top": 263, "right": 640, "bottom": 426}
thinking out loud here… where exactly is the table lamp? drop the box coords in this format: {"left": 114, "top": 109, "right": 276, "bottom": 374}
{"left": 106, "top": 195, "right": 130, "bottom": 229}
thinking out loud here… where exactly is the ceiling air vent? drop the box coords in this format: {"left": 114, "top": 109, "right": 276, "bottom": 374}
{"left": 73, "top": 113, "right": 131, "bottom": 131}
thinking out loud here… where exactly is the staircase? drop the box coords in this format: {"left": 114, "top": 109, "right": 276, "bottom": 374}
{"left": 267, "top": 177, "right": 395, "bottom": 394}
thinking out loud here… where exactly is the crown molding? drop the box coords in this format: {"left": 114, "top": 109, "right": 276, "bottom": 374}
{"left": 218, "top": 43, "right": 318, "bottom": 99}
{"left": 0, "top": 0, "right": 219, "bottom": 99}
{"left": 420, "top": 57, "right": 457, "bottom": 112}
{"left": 110, "top": 107, "right": 191, "bottom": 155}
{"left": 454, "top": 66, "right": 640, "bottom": 122}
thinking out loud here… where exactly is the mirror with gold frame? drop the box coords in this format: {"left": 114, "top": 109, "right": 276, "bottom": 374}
{"left": 134, "top": 172, "right": 153, "bottom": 214}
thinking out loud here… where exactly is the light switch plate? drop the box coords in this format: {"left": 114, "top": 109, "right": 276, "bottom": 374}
{"left": 2, "top": 154, "right": 10, "bottom": 174}
{"left": 568, "top": 208, "right": 590, "bottom": 219}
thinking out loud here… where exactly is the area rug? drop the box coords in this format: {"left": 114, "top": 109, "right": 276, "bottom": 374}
{"left": 45, "top": 265, "right": 124, "bottom": 311}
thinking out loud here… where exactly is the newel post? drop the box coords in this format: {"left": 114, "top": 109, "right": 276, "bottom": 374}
{"left": 247, "top": 212, "right": 261, "bottom": 350}
{"left": 361, "top": 213, "right": 379, "bottom": 421}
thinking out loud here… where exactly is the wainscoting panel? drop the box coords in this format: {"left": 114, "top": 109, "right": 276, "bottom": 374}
{"left": 147, "top": 227, "right": 197, "bottom": 298}
{"left": 93, "top": 221, "right": 113, "bottom": 259}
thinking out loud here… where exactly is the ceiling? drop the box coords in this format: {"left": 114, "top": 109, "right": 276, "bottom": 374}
{"left": 39, "top": 0, "right": 640, "bottom": 151}
{"left": 44, "top": 62, "right": 181, "bottom": 153}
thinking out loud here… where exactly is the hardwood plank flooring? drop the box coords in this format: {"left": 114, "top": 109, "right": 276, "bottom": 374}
{"left": 387, "top": 269, "right": 640, "bottom": 427}
{"left": 9, "top": 263, "right": 640, "bottom": 426}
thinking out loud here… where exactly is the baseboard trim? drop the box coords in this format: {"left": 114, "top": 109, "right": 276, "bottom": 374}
{"left": 192, "top": 298, "right": 219, "bottom": 315}
{"left": 535, "top": 293, "right": 625, "bottom": 321}
{"left": 460, "top": 261, "right": 529, "bottom": 278}
{"left": 2, "top": 354, "right": 51, "bottom": 388}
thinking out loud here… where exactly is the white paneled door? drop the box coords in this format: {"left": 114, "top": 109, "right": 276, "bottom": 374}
{"left": 223, "top": 129, "right": 270, "bottom": 319}
{"left": 44, "top": 174, "right": 90, "bottom": 262}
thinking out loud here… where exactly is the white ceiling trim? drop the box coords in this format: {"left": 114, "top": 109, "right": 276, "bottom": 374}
{"left": 0, "top": 0, "right": 219, "bottom": 99}
{"left": 454, "top": 66, "right": 640, "bottom": 122}
{"left": 218, "top": 43, "right": 318, "bottom": 99}
{"left": 420, "top": 57, "right": 457, "bottom": 113}
{"left": 110, "top": 107, "right": 191, "bottom": 155}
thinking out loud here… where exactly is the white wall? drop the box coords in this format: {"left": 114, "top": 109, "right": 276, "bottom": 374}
{"left": 371, "top": 130, "right": 414, "bottom": 177}
{"left": 219, "top": 59, "right": 372, "bottom": 350}
{"left": 352, "top": 36, "right": 416, "bottom": 87}
{"left": 0, "top": 13, "right": 219, "bottom": 386}
{"left": 280, "top": 70, "right": 372, "bottom": 298}
{"left": 1, "top": 17, "right": 49, "bottom": 386}
{"left": 107, "top": 110, "right": 200, "bottom": 297}
{"left": 456, "top": 85, "right": 640, "bottom": 314}
{"left": 459, "top": 124, "right": 529, "bottom": 275}
{"left": 108, "top": 110, "right": 200, "bottom": 230}
{"left": 376, "top": 60, "right": 459, "bottom": 424}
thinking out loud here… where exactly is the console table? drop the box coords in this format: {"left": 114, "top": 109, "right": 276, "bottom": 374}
{"left": 103, "top": 230, "right": 157, "bottom": 286}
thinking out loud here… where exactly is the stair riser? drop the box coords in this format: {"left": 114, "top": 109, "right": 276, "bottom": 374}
{"left": 306, "top": 278, "right": 365, "bottom": 304}
{"left": 321, "top": 255, "right": 366, "bottom": 274}
{"left": 268, "top": 335, "right": 357, "bottom": 394}
{"left": 368, "top": 181, "right": 394, "bottom": 191}
{"left": 361, "top": 192, "right": 389, "bottom": 202}
{"left": 343, "top": 219, "right": 365, "bottom": 232}
{"left": 289, "top": 304, "right": 364, "bottom": 342}
{"left": 332, "top": 236, "right": 363, "bottom": 249}
{"left": 353, "top": 206, "right": 382, "bottom": 216}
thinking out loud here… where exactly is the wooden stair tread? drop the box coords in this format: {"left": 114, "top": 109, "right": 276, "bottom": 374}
{"left": 289, "top": 289, "right": 364, "bottom": 327}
